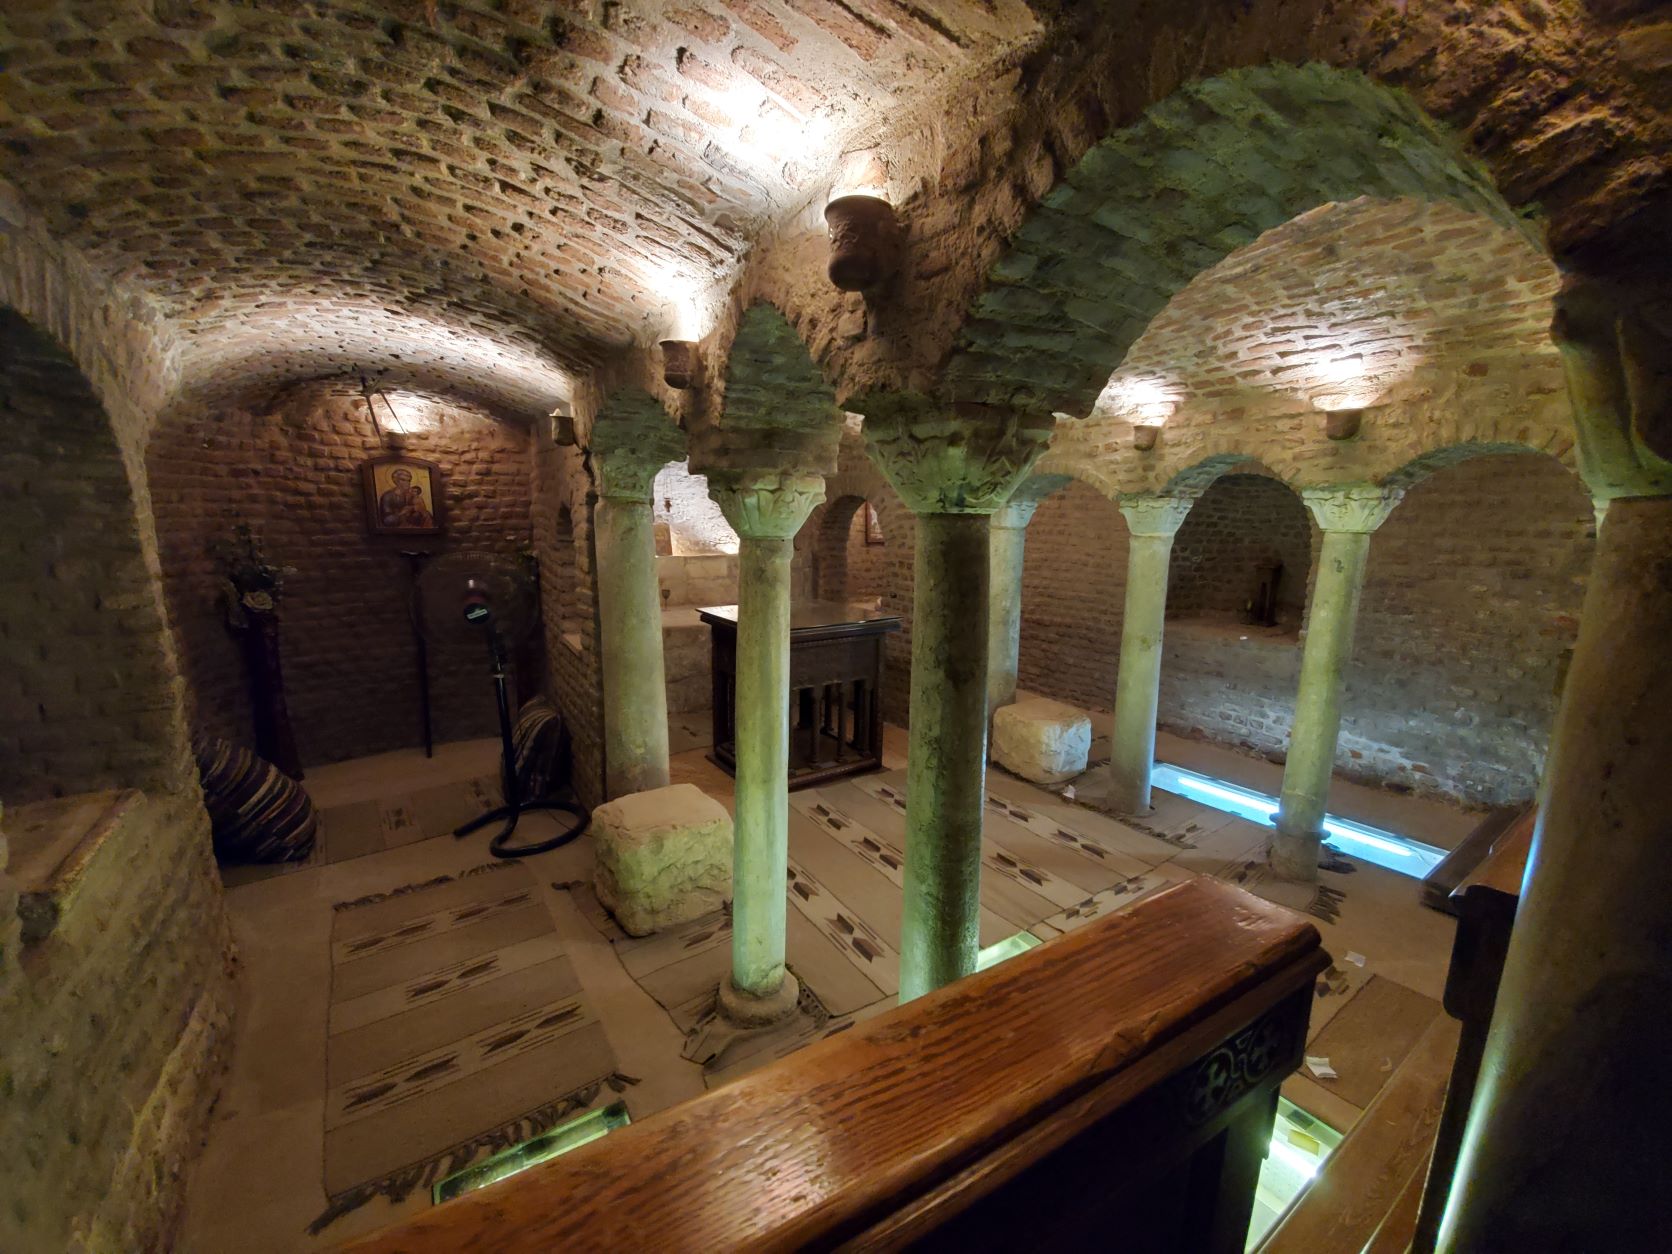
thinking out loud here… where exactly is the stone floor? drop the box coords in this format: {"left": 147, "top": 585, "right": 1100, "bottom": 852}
{"left": 179, "top": 727, "right": 1466, "bottom": 1252}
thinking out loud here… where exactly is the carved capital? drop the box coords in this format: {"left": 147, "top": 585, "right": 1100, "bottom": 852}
{"left": 1552, "top": 276, "right": 1672, "bottom": 501}
{"left": 1118, "top": 491, "right": 1199, "bottom": 537}
{"left": 592, "top": 449, "right": 666, "bottom": 502}
{"left": 1302, "top": 484, "right": 1404, "bottom": 533}
{"left": 862, "top": 397, "right": 1055, "bottom": 515}
{"left": 709, "top": 470, "right": 825, "bottom": 540}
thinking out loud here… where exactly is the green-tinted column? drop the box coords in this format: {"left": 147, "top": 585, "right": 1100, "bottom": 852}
{"left": 1434, "top": 279, "right": 1672, "bottom": 1250}
{"left": 710, "top": 471, "right": 823, "bottom": 1024}
{"left": 593, "top": 456, "right": 671, "bottom": 799}
{"left": 1440, "top": 496, "right": 1672, "bottom": 1248}
{"left": 985, "top": 475, "right": 1069, "bottom": 723}
{"left": 864, "top": 399, "right": 1054, "bottom": 1001}
{"left": 985, "top": 501, "right": 1033, "bottom": 722}
{"left": 1271, "top": 484, "right": 1402, "bottom": 880}
{"left": 1106, "top": 493, "right": 1196, "bottom": 815}
{"left": 902, "top": 511, "right": 991, "bottom": 998}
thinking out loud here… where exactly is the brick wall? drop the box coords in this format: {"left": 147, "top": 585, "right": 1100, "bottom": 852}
{"left": 1340, "top": 453, "right": 1591, "bottom": 803}
{"left": 531, "top": 435, "right": 605, "bottom": 807}
{"left": 1016, "top": 480, "right": 1130, "bottom": 710}
{"left": 149, "top": 385, "right": 537, "bottom": 768}
{"left": 0, "top": 310, "right": 187, "bottom": 803}
{"left": 1169, "top": 474, "right": 1312, "bottom": 626}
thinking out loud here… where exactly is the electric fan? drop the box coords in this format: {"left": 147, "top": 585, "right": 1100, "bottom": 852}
{"left": 417, "top": 551, "right": 587, "bottom": 857}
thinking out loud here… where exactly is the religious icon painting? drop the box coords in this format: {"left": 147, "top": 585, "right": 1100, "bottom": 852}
{"left": 361, "top": 456, "right": 446, "bottom": 536}
{"left": 864, "top": 502, "right": 884, "bottom": 546}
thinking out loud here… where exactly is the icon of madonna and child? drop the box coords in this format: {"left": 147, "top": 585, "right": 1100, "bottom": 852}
{"left": 361, "top": 457, "right": 445, "bottom": 536}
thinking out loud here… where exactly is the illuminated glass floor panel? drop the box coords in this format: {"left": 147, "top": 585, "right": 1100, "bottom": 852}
{"left": 1151, "top": 762, "right": 1446, "bottom": 879}
{"left": 975, "top": 929, "right": 1043, "bottom": 972}
{"left": 432, "top": 1100, "right": 631, "bottom": 1204}
{"left": 1246, "top": 1097, "right": 1343, "bottom": 1249}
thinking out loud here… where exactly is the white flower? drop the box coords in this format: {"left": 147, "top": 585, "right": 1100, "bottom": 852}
{"left": 242, "top": 591, "right": 275, "bottom": 611}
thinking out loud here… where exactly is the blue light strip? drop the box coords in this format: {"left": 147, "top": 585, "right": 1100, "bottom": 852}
{"left": 1150, "top": 762, "right": 1446, "bottom": 878}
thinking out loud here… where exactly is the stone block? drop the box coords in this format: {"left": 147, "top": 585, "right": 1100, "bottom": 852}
{"left": 592, "top": 782, "right": 732, "bottom": 936}
{"left": 992, "top": 697, "right": 1092, "bottom": 784}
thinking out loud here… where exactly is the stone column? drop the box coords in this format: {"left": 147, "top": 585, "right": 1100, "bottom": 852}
{"left": 985, "top": 475, "right": 1070, "bottom": 722}
{"left": 593, "top": 452, "right": 672, "bottom": 798}
{"left": 1438, "top": 496, "right": 1672, "bottom": 1248}
{"left": 707, "top": 470, "right": 825, "bottom": 1027}
{"left": 866, "top": 401, "right": 1053, "bottom": 1001}
{"left": 1433, "top": 277, "right": 1672, "bottom": 1249}
{"left": 1104, "top": 493, "right": 1197, "bottom": 815}
{"left": 1271, "top": 484, "right": 1402, "bottom": 880}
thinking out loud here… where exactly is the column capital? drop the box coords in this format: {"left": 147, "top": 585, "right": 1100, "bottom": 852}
{"left": 1302, "top": 483, "right": 1404, "bottom": 533}
{"left": 993, "top": 473, "right": 1073, "bottom": 530}
{"left": 592, "top": 448, "right": 667, "bottom": 502}
{"left": 1551, "top": 274, "right": 1672, "bottom": 501}
{"left": 709, "top": 469, "right": 825, "bottom": 540}
{"left": 860, "top": 394, "right": 1055, "bottom": 515}
{"left": 1117, "top": 491, "right": 1200, "bottom": 537}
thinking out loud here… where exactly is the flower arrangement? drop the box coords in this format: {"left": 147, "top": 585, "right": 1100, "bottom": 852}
{"left": 211, "top": 523, "right": 297, "bottom": 629}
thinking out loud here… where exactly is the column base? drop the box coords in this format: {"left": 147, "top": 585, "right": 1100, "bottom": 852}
{"left": 717, "top": 970, "right": 801, "bottom": 1025}
{"left": 1074, "top": 766, "right": 1154, "bottom": 819}
{"left": 680, "top": 972, "right": 802, "bottom": 1065}
{"left": 1269, "top": 828, "right": 1321, "bottom": 882}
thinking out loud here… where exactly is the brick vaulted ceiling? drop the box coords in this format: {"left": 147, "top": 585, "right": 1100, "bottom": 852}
{"left": 0, "top": 0, "right": 1043, "bottom": 408}
{"left": 1093, "top": 197, "right": 1562, "bottom": 424}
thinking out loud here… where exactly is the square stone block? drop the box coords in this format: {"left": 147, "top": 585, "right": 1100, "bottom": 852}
{"left": 592, "top": 783, "right": 732, "bottom": 937}
{"left": 992, "top": 697, "right": 1092, "bottom": 785}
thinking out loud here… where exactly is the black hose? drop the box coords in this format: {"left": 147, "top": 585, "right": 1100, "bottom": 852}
{"left": 488, "top": 797, "right": 590, "bottom": 858}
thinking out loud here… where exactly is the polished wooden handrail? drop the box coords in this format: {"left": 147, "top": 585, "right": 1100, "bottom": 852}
{"left": 349, "top": 878, "right": 1326, "bottom": 1254}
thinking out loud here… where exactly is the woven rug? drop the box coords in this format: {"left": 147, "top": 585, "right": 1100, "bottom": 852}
{"left": 313, "top": 775, "right": 500, "bottom": 867}
{"left": 312, "top": 863, "right": 632, "bottom": 1232}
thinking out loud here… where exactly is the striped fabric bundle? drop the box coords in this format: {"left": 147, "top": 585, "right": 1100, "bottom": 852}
{"left": 194, "top": 735, "right": 318, "bottom": 864}
{"left": 512, "top": 698, "right": 571, "bottom": 801}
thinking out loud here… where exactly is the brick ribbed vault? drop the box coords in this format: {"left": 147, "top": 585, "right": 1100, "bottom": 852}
{"left": 0, "top": 0, "right": 1043, "bottom": 410}
{"left": 944, "top": 64, "right": 1531, "bottom": 417}
{"left": 1038, "top": 193, "right": 1574, "bottom": 497}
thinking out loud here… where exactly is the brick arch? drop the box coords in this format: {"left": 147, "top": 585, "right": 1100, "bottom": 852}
{"left": 943, "top": 64, "right": 1527, "bottom": 417}
{"left": 1382, "top": 440, "right": 1586, "bottom": 493}
{"left": 808, "top": 492, "right": 891, "bottom": 604}
{"left": 0, "top": 307, "right": 190, "bottom": 803}
{"left": 1167, "top": 472, "right": 1314, "bottom": 629}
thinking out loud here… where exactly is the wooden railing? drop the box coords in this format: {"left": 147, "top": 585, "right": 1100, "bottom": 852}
{"left": 349, "top": 879, "right": 1326, "bottom": 1254}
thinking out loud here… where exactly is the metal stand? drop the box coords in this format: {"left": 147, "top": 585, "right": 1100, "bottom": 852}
{"left": 454, "top": 634, "right": 587, "bottom": 858}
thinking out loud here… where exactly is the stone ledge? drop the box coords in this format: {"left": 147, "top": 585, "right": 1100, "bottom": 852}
{"left": 5, "top": 789, "right": 143, "bottom": 945}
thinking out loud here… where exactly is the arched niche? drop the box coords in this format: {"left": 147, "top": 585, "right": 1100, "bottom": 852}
{"left": 551, "top": 505, "right": 584, "bottom": 647}
{"left": 1168, "top": 473, "right": 1312, "bottom": 634}
{"left": 809, "top": 493, "right": 889, "bottom": 606}
{"left": 0, "top": 307, "right": 186, "bottom": 803}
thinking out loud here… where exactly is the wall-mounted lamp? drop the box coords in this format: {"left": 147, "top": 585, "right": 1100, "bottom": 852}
{"left": 547, "top": 400, "right": 577, "bottom": 446}
{"left": 360, "top": 372, "right": 411, "bottom": 450}
{"left": 1322, "top": 408, "right": 1364, "bottom": 441}
{"left": 660, "top": 339, "right": 702, "bottom": 390}
{"left": 1133, "top": 424, "right": 1162, "bottom": 452}
{"left": 824, "top": 194, "right": 898, "bottom": 291}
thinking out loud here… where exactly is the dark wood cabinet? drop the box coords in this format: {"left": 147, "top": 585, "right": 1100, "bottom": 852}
{"left": 699, "top": 600, "right": 902, "bottom": 790}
